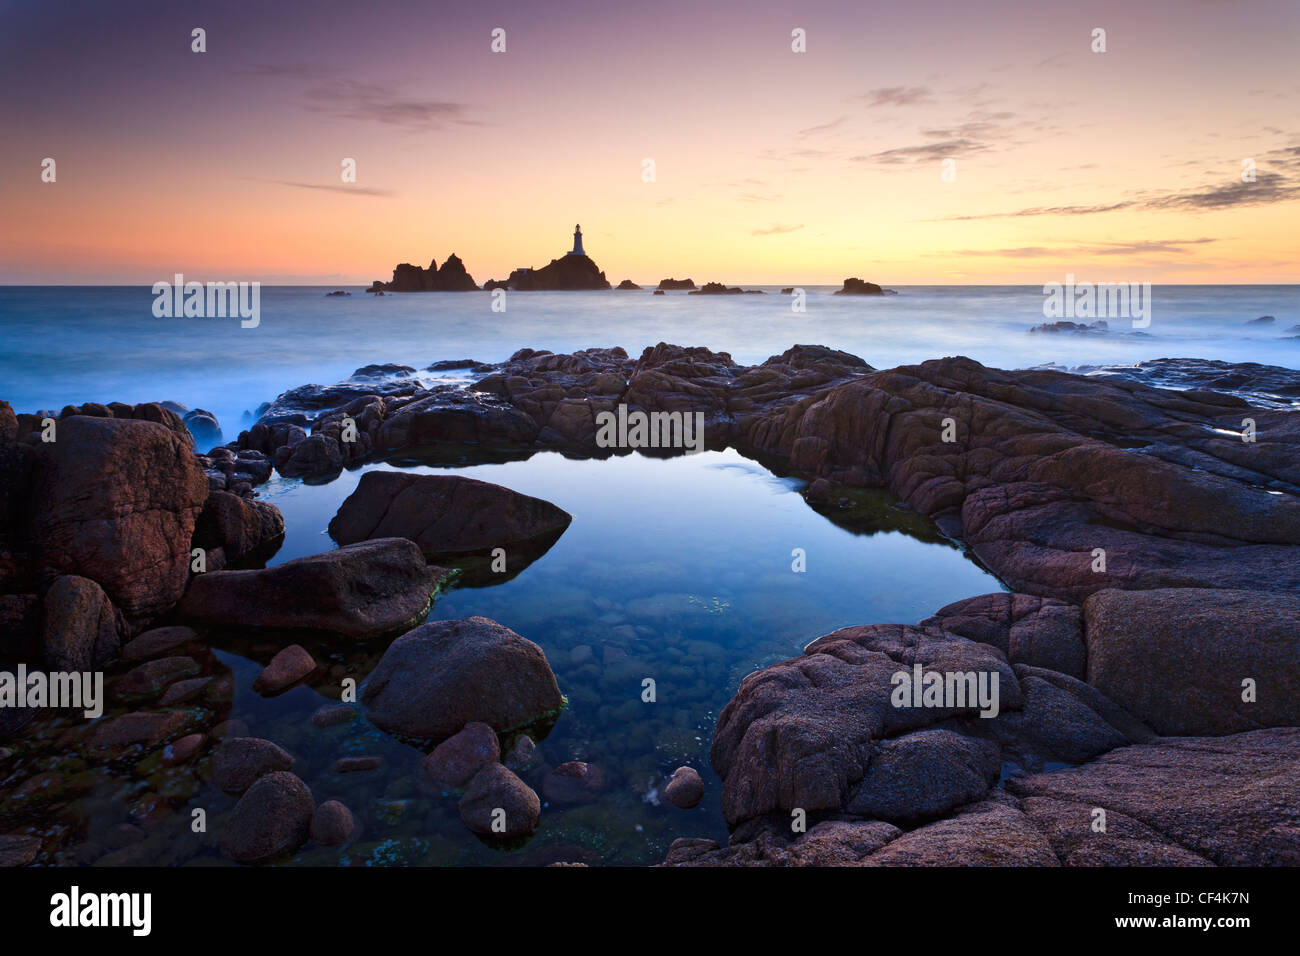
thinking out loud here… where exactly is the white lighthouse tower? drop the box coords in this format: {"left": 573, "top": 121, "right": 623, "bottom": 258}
{"left": 568, "top": 223, "right": 585, "bottom": 256}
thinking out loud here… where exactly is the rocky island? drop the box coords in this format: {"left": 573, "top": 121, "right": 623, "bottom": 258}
{"left": 835, "top": 277, "right": 897, "bottom": 295}
{"left": 367, "top": 253, "right": 479, "bottom": 293}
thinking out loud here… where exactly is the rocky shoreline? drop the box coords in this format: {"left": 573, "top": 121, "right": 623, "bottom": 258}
{"left": 2, "top": 342, "right": 1297, "bottom": 866}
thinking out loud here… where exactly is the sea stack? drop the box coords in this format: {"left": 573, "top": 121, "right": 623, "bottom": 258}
{"left": 369, "top": 254, "right": 480, "bottom": 292}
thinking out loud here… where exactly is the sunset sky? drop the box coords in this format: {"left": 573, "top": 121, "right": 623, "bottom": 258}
{"left": 2, "top": 0, "right": 1297, "bottom": 285}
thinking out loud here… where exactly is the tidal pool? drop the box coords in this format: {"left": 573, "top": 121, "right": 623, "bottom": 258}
{"left": 7, "top": 448, "right": 1004, "bottom": 867}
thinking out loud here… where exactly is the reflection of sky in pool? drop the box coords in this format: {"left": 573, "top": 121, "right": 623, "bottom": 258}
{"left": 251, "top": 448, "right": 1003, "bottom": 865}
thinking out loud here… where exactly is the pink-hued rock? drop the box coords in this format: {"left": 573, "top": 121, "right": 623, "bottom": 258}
{"left": 459, "top": 764, "right": 540, "bottom": 837}
{"left": 1084, "top": 588, "right": 1300, "bottom": 735}
{"left": 115, "top": 656, "right": 199, "bottom": 698}
{"left": 252, "top": 644, "right": 319, "bottom": 696}
{"left": 122, "top": 625, "right": 198, "bottom": 660}
{"left": 0, "top": 834, "right": 41, "bottom": 867}
{"left": 363, "top": 617, "right": 562, "bottom": 739}
{"left": 310, "top": 800, "right": 357, "bottom": 846}
{"left": 157, "top": 677, "right": 212, "bottom": 706}
{"left": 328, "top": 471, "right": 570, "bottom": 561}
{"left": 40, "top": 574, "right": 123, "bottom": 670}
{"left": 423, "top": 722, "right": 500, "bottom": 789}
{"left": 179, "top": 539, "right": 442, "bottom": 638}
{"left": 31, "top": 416, "right": 208, "bottom": 620}
{"left": 663, "top": 766, "right": 705, "bottom": 809}
{"left": 161, "top": 733, "right": 205, "bottom": 766}
{"left": 88, "top": 712, "right": 189, "bottom": 753}
{"left": 211, "top": 737, "right": 294, "bottom": 793}
{"left": 220, "top": 772, "right": 314, "bottom": 864}
{"left": 192, "top": 490, "right": 284, "bottom": 566}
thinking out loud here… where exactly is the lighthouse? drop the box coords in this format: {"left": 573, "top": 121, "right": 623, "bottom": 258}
{"left": 568, "top": 223, "right": 585, "bottom": 256}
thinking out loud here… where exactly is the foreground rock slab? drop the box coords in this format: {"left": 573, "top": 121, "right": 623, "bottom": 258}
{"left": 665, "top": 729, "right": 1300, "bottom": 866}
{"left": 1008, "top": 728, "right": 1300, "bottom": 866}
{"left": 1084, "top": 588, "right": 1300, "bottom": 735}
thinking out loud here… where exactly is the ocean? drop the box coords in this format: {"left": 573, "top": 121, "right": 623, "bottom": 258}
{"left": 1, "top": 284, "right": 1296, "bottom": 431}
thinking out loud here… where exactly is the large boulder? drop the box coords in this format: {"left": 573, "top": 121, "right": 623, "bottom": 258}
{"left": 40, "top": 574, "right": 122, "bottom": 670}
{"left": 31, "top": 416, "right": 208, "bottom": 620}
{"left": 328, "top": 471, "right": 571, "bottom": 562}
{"left": 192, "top": 490, "right": 284, "bottom": 566}
{"left": 220, "top": 771, "right": 314, "bottom": 863}
{"left": 709, "top": 623, "right": 1021, "bottom": 826}
{"left": 362, "top": 617, "right": 563, "bottom": 739}
{"left": 179, "top": 538, "right": 442, "bottom": 638}
{"left": 1084, "top": 588, "right": 1300, "bottom": 735}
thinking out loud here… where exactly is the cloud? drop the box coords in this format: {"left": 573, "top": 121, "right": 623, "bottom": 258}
{"left": 1090, "top": 238, "right": 1218, "bottom": 254}
{"left": 936, "top": 201, "right": 1136, "bottom": 221}
{"left": 945, "top": 238, "right": 1220, "bottom": 258}
{"left": 1144, "top": 172, "right": 1299, "bottom": 210}
{"left": 239, "top": 63, "right": 334, "bottom": 78}
{"left": 272, "top": 181, "right": 394, "bottom": 197}
{"left": 936, "top": 170, "right": 1299, "bottom": 220}
{"left": 853, "top": 138, "right": 991, "bottom": 165}
{"left": 750, "top": 224, "right": 805, "bottom": 236}
{"left": 858, "top": 86, "right": 932, "bottom": 108}
{"left": 797, "top": 116, "right": 847, "bottom": 138}
{"left": 303, "top": 80, "right": 482, "bottom": 131}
